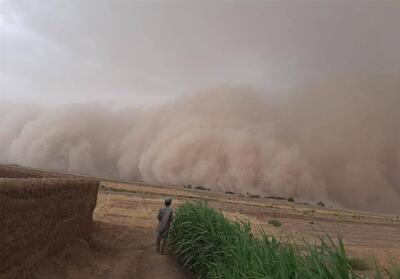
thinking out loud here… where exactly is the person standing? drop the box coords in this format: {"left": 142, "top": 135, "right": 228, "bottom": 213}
{"left": 155, "top": 198, "right": 174, "bottom": 254}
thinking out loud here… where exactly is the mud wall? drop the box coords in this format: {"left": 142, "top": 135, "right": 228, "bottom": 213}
{"left": 0, "top": 166, "right": 99, "bottom": 276}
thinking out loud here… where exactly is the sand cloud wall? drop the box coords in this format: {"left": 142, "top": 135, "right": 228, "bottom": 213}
{"left": 0, "top": 166, "right": 99, "bottom": 276}
{"left": 1, "top": 80, "right": 399, "bottom": 213}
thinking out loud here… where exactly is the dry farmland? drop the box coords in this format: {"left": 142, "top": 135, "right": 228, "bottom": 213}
{"left": 1, "top": 165, "right": 400, "bottom": 278}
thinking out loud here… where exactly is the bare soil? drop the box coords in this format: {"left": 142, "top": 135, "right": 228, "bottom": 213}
{"left": 7, "top": 221, "right": 187, "bottom": 279}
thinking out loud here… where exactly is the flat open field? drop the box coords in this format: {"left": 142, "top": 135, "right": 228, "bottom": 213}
{"left": 13, "top": 176, "right": 400, "bottom": 279}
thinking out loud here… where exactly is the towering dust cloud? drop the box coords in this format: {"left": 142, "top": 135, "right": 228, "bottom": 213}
{"left": 1, "top": 79, "right": 399, "bottom": 213}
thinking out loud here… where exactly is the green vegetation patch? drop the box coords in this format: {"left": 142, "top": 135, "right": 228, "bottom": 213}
{"left": 168, "top": 202, "right": 400, "bottom": 279}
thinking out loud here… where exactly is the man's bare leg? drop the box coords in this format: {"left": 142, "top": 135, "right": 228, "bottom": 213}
{"left": 156, "top": 237, "right": 161, "bottom": 254}
{"left": 160, "top": 238, "right": 167, "bottom": 255}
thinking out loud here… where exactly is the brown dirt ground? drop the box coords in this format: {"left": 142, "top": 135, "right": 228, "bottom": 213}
{"left": 7, "top": 179, "right": 400, "bottom": 278}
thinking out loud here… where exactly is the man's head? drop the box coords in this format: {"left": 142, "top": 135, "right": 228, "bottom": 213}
{"left": 165, "top": 197, "right": 172, "bottom": 206}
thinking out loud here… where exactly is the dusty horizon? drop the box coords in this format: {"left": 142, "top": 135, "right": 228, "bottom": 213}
{"left": 1, "top": 76, "right": 399, "bottom": 214}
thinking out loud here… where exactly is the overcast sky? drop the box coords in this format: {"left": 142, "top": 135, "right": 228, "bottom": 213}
{"left": 1, "top": 0, "right": 399, "bottom": 107}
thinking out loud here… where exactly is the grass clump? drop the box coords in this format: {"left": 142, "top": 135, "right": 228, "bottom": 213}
{"left": 268, "top": 219, "right": 282, "bottom": 227}
{"left": 349, "top": 258, "right": 370, "bottom": 271}
{"left": 168, "top": 202, "right": 399, "bottom": 279}
{"left": 380, "top": 259, "right": 400, "bottom": 279}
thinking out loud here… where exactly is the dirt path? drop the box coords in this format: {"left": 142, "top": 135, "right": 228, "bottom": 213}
{"left": 9, "top": 222, "right": 188, "bottom": 279}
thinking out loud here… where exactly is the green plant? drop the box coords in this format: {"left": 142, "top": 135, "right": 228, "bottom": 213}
{"left": 168, "top": 202, "right": 400, "bottom": 279}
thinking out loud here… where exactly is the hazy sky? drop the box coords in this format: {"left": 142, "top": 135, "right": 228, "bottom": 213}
{"left": 1, "top": 0, "right": 399, "bottom": 107}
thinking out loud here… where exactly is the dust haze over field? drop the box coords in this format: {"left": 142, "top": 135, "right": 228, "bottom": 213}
{"left": 1, "top": 1, "right": 400, "bottom": 213}
{"left": 1, "top": 78, "right": 400, "bottom": 213}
